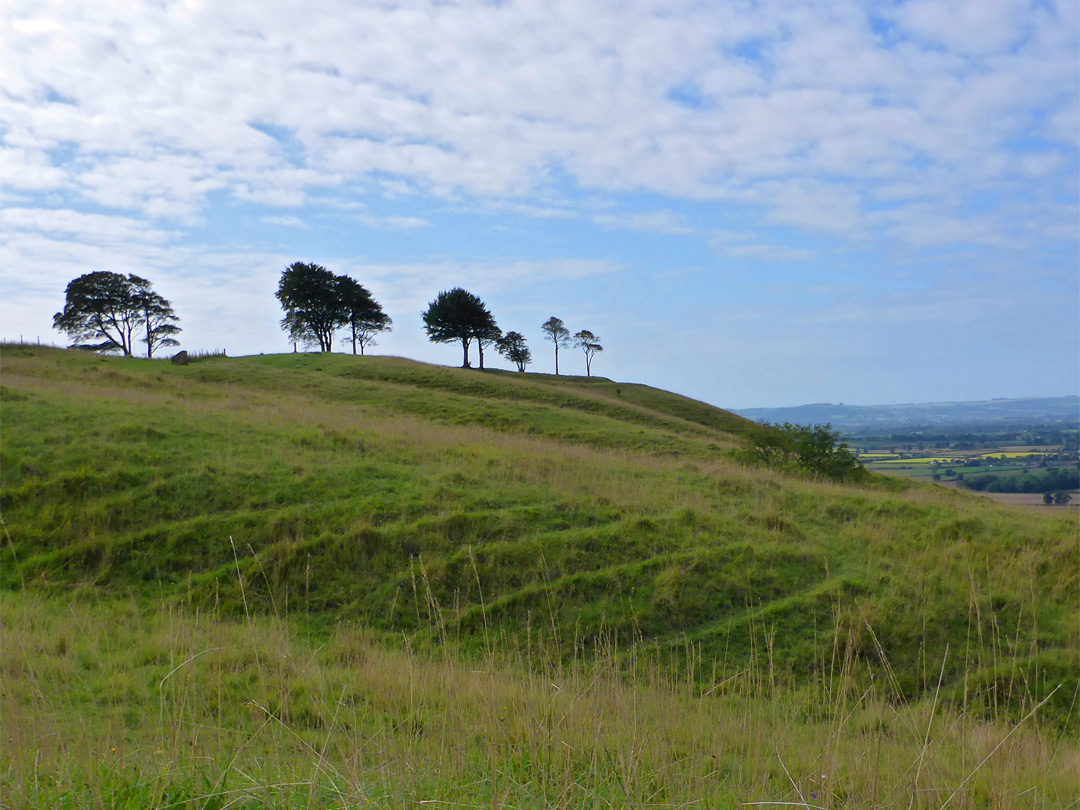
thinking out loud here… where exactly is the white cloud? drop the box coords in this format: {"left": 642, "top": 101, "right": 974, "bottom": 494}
{"left": 0, "top": 207, "right": 176, "bottom": 243}
{"left": 1, "top": 0, "right": 1073, "bottom": 253}
{"left": 713, "top": 242, "right": 815, "bottom": 262}
{"left": 0, "top": 147, "right": 69, "bottom": 192}
{"left": 355, "top": 214, "right": 429, "bottom": 230}
{"left": 262, "top": 215, "right": 308, "bottom": 229}
{"left": 890, "top": 0, "right": 1040, "bottom": 56}
{"left": 591, "top": 210, "right": 698, "bottom": 235}
{"left": 706, "top": 228, "right": 815, "bottom": 261}
{"left": 342, "top": 257, "right": 617, "bottom": 303}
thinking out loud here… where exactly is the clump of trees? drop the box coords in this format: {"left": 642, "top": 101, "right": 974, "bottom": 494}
{"left": 276, "top": 262, "right": 391, "bottom": 354}
{"left": 963, "top": 467, "right": 1078, "bottom": 494}
{"left": 497, "top": 331, "right": 531, "bottom": 372}
{"left": 419, "top": 295, "right": 603, "bottom": 376}
{"left": 53, "top": 271, "right": 181, "bottom": 358}
{"left": 55, "top": 265, "right": 606, "bottom": 376}
{"left": 744, "top": 422, "right": 864, "bottom": 481}
{"left": 1042, "top": 491, "right": 1073, "bottom": 505}
{"left": 421, "top": 288, "right": 500, "bottom": 369}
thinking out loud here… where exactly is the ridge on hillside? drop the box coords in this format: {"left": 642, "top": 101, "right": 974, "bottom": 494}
{"left": 2, "top": 346, "right": 1077, "bottom": 725}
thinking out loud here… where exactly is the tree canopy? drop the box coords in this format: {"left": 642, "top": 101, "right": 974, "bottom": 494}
{"left": 541, "top": 316, "right": 571, "bottom": 375}
{"left": 472, "top": 321, "right": 502, "bottom": 371}
{"left": 961, "top": 467, "right": 1078, "bottom": 494}
{"left": 339, "top": 276, "right": 392, "bottom": 356}
{"left": 421, "top": 288, "right": 498, "bottom": 368}
{"left": 574, "top": 329, "right": 602, "bottom": 377}
{"left": 275, "top": 262, "right": 390, "bottom": 353}
{"left": 131, "top": 275, "right": 181, "bottom": 358}
{"left": 496, "top": 331, "right": 531, "bottom": 372}
{"left": 53, "top": 271, "right": 181, "bottom": 357}
{"left": 276, "top": 262, "right": 344, "bottom": 352}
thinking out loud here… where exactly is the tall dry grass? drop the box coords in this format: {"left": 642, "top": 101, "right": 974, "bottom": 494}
{"left": 2, "top": 590, "right": 1076, "bottom": 809}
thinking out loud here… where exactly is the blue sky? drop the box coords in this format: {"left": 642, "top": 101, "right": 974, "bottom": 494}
{"left": 2, "top": 0, "right": 1077, "bottom": 408}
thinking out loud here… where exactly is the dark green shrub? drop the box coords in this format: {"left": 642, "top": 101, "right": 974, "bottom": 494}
{"left": 743, "top": 422, "right": 864, "bottom": 481}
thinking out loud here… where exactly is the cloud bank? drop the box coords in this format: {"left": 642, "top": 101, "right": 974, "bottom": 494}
{"left": 4, "top": 0, "right": 1075, "bottom": 239}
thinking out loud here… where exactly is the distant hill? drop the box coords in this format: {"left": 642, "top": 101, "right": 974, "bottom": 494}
{"left": 735, "top": 395, "right": 1080, "bottom": 433}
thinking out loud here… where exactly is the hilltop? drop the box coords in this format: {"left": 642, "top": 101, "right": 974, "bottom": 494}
{"left": 2, "top": 346, "right": 1077, "bottom": 713}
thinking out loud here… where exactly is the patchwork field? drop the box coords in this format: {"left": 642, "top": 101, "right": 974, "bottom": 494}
{"left": 858, "top": 450, "right": 1077, "bottom": 496}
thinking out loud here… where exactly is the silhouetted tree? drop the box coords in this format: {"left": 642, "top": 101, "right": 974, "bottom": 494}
{"left": 574, "top": 329, "right": 603, "bottom": 377}
{"left": 338, "top": 276, "right": 391, "bottom": 355}
{"left": 276, "top": 262, "right": 344, "bottom": 352}
{"left": 473, "top": 321, "right": 502, "bottom": 371}
{"left": 497, "top": 331, "right": 531, "bottom": 371}
{"left": 541, "top": 316, "right": 571, "bottom": 375}
{"left": 130, "top": 276, "right": 181, "bottom": 358}
{"left": 54, "top": 271, "right": 180, "bottom": 357}
{"left": 422, "top": 288, "right": 497, "bottom": 368}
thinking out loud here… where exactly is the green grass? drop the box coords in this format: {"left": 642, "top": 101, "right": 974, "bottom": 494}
{"left": 2, "top": 345, "right": 1078, "bottom": 807}
{"left": 2, "top": 347, "right": 1077, "bottom": 704}
{"left": 3, "top": 591, "right": 1077, "bottom": 809}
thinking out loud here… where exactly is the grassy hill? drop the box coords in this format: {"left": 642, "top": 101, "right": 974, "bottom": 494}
{"left": 4, "top": 345, "right": 1076, "bottom": 696}
{"left": 2, "top": 345, "right": 1078, "bottom": 807}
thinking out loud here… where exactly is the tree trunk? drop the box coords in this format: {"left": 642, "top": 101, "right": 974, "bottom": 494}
{"left": 554, "top": 346, "right": 559, "bottom": 375}
{"left": 461, "top": 337, "right": 471, "bottom": 367}
{"left": 477, "top": 341, "right": 485, "bottom": 370}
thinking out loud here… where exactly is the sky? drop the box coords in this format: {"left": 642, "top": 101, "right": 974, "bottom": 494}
{"left": 2, "top": 0, "right": 1077, "bottom": 409}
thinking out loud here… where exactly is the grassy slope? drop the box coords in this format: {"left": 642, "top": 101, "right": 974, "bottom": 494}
{"left": 2, "top": 347, "right": 1077, "bottom": 719}
{"left": 5, "top": 591, "right": 1077, "bottom": 809}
